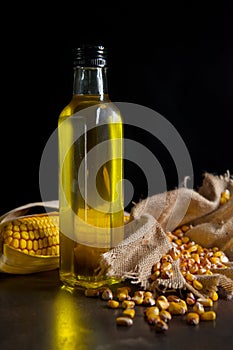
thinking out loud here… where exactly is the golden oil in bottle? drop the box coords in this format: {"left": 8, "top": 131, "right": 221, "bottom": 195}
{"left": 58, "top": 46, "right": 124, "bottom": 288}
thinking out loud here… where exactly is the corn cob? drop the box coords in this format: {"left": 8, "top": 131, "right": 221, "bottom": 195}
{"left": 0, "top": 213, "right": 60, "bottom": 274}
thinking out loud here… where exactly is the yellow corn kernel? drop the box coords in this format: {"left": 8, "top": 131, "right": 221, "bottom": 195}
{"left": 177, "top": 299, "right": 188, "bottom": 312}
{"left": 186, "top": 312, "right": 200, "bottom": 325}
{"left": 156, "top": 296, "right": 170, "bottom": 310}
{"left": 21, "top": 231, "right": 29, "bottom": 240}
{"left": 159, "top": 310, "right": 172, "bottom": 322}
{"left": 210, "top": 257, "right": 220, "bottom": 265}
{"left": 185, "top": 272, "right": 196, "bottom": 282}
{"left": 192, "top": 253, "right": 200, "bottom": 264}
{"left": 122, "top": 300, "right": 135, "bottom": 309}
{"left": 101, "top": 288, "right": 113, "bottom": 301}
{"left": 144, "top": 306, "right": 160, "bottom": 318}
{"left": 29, "top": 250, "right": 36, "bottom": 255}
{"left": 33, "top": 240, "right": 39, "bottom": 251}
{"left": 181, "top": 225, "right": 191, "bottom": 233}
{"left": 144, "top": 291, "right": 154, "bottom": 298}
{"left": 13, "top": 232, "right": 21, "bottom": 239}
{"left": 29, "top": 231, "right": 35, "bottom": 240}
{"left": 122, "top": 309, "right": 136, "bottom": 319}
{"left": 34, "top": 230, "right": 40, "bottom": 239}
{"left": 175, "top": 239, "right": 183, "bottom": 246}
{"left": 209, "top": 291, "right": 218, "bottom": 301}
{"left": 168, "top": 246, "right": 180, "bottom": 260}
{"left": 51, "top": 246, "right": 57, "bottom": 255}
{"left": 155, "top": 319, "right": 169, "bottom": 332}
{"left": 173, "top": 228, "right": 183, "bottom": 237}
{"left": 117, "top": 292, "right": 128, "bottom": 301}
{"left": 220, "top": 189, "right": 230, "bottom": 205}
{"left": 19, "top": 239, "right": 27, "bottom": 250}
{"left": 143, "top": 296, "right": 156, "bottom": 306}
{"left": 107, "top": 300, "right": 120, "bottom": 309}
{"left": 200, "top": 311, "right": 216, "bottom": 321}
{"left": 12, "top": 238, "right": 19, "bottom": 249}
{"left": 197, "top": 268, "right": 207, "bottom": 275}
{"left": 193, "top": 279, "right": 203, "bottom": 290}
{"left": 189, "top": 264, "right": 199, "bottom": 274}
{"left": 146, "top": 314, "right": 161, "bottom": 325}
{"left": 116, "top": 317, "right": 133, "bottom": 327}
{"left": 27, "top": 240, "right": 33, "bottom": 250}
{"left": 188, "top": 244, "right": 199, "bottom": 253}
{"left": 193, "top": 301, "right": 205, "bottom": 315}
{"left": 212, "top": 246, "right": 219, "bottom": 253}
{"left": 3, "top": 229, "right": 13, "bottom": 239}
{"left": 13, "top": 225, "right": 20, "bottom": 232}
{"left": 5, "top": 237, "right": 13, "bottom": 245}
{"left": 186, "top": 292, "right": 196, "bottom": 306}
{"left": 161, "top": 254, "right": 173, "bottom": 263}
{"left": 197, "top": 298, "right": 213, "bottom": 307}
{"left": 131, "top": 295, "right": 144, "bottom": 305}
{"left": 168, "top": 302, "right": 186, "bottom": 315}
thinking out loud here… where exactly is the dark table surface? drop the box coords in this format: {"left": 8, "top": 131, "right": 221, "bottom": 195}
{"left": 0, "top": 269, "right": 232, "bottom": 350}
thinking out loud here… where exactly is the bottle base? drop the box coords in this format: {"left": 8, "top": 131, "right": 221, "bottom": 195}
{"left": 59, "top": 272, "right": 122, "bottom": 289}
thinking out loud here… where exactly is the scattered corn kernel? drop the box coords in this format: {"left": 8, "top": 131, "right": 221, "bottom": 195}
{"left": 131, "top": 295, "right": 144, "bottom": 305}
{"left": 143, "top": 296, "right": 156, "bottom": 306}
{"left": 155, "top": 319, "right": 169, "bottom": 332}
{"left": 122, "top": 309, "right": 136, "bottom": 319}
{"left": 200, "top": 311, "right": 216, "bottom": 321}
{"left": 186, "top": 292, "right": 196, "bottom": 306}
{"left": 116, "top": 316, "right": 133, "bottom": 326}
{"left": 101, "top": 288, "right": 113, "bottom": 301}
{"left": 168, "top": 302, "right": 186, "bottom": 315}
{"left": 159, "top": 310, "right": 172, "bottom": 322}
{"left": 193, "top": 302, "right": 205, "bottom": 315}
{"left": 107, "top": 300, "right": 120, "bottom": 309}
{"left": 147, "top": 314, "right": 161, "bottom": 325}
{"left": 122, "top": 300, "right": 135, "bottom": 309}
{"left": 117, "top": 292, "right": 127, "bottom": 301}
{"left": 186, "top": 312, "right": 200, "bottom": 325}
{"left": 144, "top": 306, "right": 160, "bottom": 317}
{"left": 156, "top": 296, "right": 170, "bottom": 310}
{"left": 197, "top": 298, "right": 213, "bottom": 307}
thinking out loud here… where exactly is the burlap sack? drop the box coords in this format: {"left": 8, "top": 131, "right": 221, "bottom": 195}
{"left": 99, "top": 171, "right": 233, "bottom": 299}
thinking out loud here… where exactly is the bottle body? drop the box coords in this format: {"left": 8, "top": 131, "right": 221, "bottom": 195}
{"left": 58, "top": 93, "right": 124, "bottom": 288}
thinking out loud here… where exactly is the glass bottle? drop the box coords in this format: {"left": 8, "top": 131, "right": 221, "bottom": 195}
{"left": 58, "top": 44, "right": 124, "bottom": 289}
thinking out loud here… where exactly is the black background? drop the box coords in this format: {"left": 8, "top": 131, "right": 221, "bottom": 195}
{"left": 1, "top": 2, "right": 233, "bottom": 216}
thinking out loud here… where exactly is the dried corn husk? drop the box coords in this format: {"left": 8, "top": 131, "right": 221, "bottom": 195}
{"left": 0, "top": 201, "right": 59, "bottom": 274}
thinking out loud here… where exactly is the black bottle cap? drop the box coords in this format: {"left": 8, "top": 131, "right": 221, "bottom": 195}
{"left": 73, "top": 44, "right": 108, "bottom": 67}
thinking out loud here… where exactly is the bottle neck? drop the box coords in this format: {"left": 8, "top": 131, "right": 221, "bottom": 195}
{"left": 73, "top": 66, "right": 109, "bottom": 100}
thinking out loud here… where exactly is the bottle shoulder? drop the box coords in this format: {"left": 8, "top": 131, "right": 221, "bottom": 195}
{"left": 59, "top": 95, "right": 122, "bottom": 123}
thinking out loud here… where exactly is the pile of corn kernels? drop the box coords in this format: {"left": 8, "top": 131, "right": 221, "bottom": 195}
{"left": 84, "top": 220, "right": 223, "bottom": 333}
{"left": 84, "top": 189, "right": 231, "bottom": 332}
